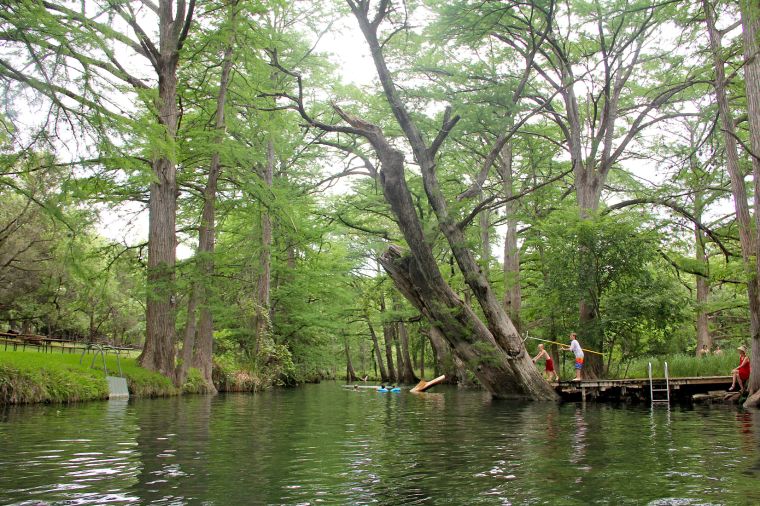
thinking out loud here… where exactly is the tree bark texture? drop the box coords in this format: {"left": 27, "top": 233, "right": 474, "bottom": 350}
{"left": 181, "top": 31, "right": 235, "bottom": 392}
{"left": 141, "top": 61, "right": 180, "bottom": 380}
{"left": 705, "top": 0, "right": 760, "bottom": 397}
{"left": 380, "top": 246, "right": 556, "bottom": 399}
{"left": 366, "top": 317, "right": 390, "bottom": 382}
{"left": 740, "top": 0, "right": 760, "bottom": 395}
{"left": 139, "top": 0, "right": 196, "bottom": 379}
{"left": 479, "top": 204, "right": 490, "bottom": 278}
{"left": 427, "top": 325, "right": 459, "bottom": 384}
{"left": 254, "top": 139, "right": 275, "bottom": 353}
{"left": 177, "top": 283, "right": 199, "bottom": 385}
{"left": 693, "top": 190, "right": 712, "bottom": 356}
{"left": 498, "top": 140, "right": 522, "bottom": 331}
{"left": 395, "top": 306, "right": 419, "bottom": 384}
{"left": 345, "top": 339, "right": 359, "bottom": 381}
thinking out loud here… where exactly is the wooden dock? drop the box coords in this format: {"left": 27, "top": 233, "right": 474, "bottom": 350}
{"left": 556, "top": 376, "right": 733, "bottom": 403}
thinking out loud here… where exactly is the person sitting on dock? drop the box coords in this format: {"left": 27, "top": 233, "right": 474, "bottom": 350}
{"left": 728, "top": 345, "right": 751, "bottom": 392}
{"left": 564, "top": 332, "right": 584, "bottom": 381}
{"left": 532, "top": 344, "right": 559, "bottom": 382}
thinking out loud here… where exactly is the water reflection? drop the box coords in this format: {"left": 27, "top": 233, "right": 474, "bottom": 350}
{"left": 1, "top": 385, "right": 760, "bottom": 505}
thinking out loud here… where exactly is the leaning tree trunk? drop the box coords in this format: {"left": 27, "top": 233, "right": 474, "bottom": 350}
{"left": 299, "top": 2, "right": 556, "bottom": 399}
{"left": 740, "top": 0, "right": 760, "bottom": 398}
{"left": 380, "top": 245, "right": 556, "bottom": 399}
{"left": 361, "top": 68, "right": 551, "bottom": 400}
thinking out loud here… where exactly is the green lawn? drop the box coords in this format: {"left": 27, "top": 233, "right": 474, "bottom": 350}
{"left": 0, "top": 348, "right": 177, "bottom": 404}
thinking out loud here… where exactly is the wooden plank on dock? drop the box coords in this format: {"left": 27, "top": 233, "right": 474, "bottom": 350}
{"left": 555, "top": 376, "right": 733, "bottom": 402}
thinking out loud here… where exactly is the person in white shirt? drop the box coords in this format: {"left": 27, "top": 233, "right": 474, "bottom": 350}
{"left": 565, "top": 332, "right": 584, "bottom": 381}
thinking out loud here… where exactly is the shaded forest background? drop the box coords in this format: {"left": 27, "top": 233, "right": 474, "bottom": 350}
{"left": 1, "top": 0, "right": 759, "bottom": 396}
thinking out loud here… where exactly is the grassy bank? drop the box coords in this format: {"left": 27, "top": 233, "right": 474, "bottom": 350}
{"left": 0, "top": 349, "right": 177, "bottom": 404}
{"left": 616, "top": 353, "right": 737, "bottom": 379}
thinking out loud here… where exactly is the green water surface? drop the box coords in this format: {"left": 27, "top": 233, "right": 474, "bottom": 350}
{"left": 1, "top": 383, "right": 759, "bottom": 505}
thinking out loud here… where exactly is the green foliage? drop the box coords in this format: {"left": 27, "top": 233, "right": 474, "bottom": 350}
{"left": 526, "top": 208, "right": 692, "bottom": 359}
{"left": 181, "top": 368, "right": 207, "bottom": 394}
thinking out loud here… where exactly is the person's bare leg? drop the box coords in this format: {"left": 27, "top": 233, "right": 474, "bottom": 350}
{"left": 729, "top": 372, "right": 738, "bottom": 390}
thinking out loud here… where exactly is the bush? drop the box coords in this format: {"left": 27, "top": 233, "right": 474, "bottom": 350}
{"left": 181, "top": 368, "right": 208, "bottom": 394}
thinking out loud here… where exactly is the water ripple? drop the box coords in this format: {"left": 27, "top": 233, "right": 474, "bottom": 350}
{"left": 1, "top": 386, "right": 759, "bottom": 505}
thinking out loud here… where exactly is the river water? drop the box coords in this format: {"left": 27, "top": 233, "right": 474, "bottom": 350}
{"left": 1, "top": 383, "right": 759, "bottom": 505}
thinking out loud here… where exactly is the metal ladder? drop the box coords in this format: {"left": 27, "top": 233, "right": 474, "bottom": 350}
{"left": 80, "top": 343, "right": 129, "bottom": 399}
{"left": 648, "top": 361, "right": 670, "bottom": 404}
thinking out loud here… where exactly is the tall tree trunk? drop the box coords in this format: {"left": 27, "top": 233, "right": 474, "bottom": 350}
{"left": 359, "top": 338, "right": 367, "bottom": 376}
{"left": 366, "top": 317, "right": 389, "bottom": 382}
{"left": 395, "top": 307, "right": 419, "bottom": 384}
{"left": 498, "top": 140, "right": 522, "bottom": 331}
{"left": 380, "top": 294, "right": 397, "bottom": 382}
{"left": 419, "top": 337, "right": 425, "bottom": 378}
{"left": 393, "top": 324, "right": 404, "bottom": 383}
{"left": 740, "top": 0, "right": 760, "bottom": 398}
{"left": 140, "top": 50, "right": 180, "bottom": 380}
{"left": 345, "top": 339, "right": 358, "bottom": 381}
{"left": 705, "top": 0, "right": 760, "bottom": 395}
{"left": 139, "top": 0, "right": 196, "bottom": 380}
{"left": 693, "top": 189, "right": 711, "bottom": 356}
{"left": 254, "top": 139, "right": 275, "bottom": 356}
{"left": 427, "top": 326, "right": 458, "bottom": 383}
{"left": 184, "top": 27, "right": 235, "bottom": 392}
{"left": 479, "top": 202, "right": 490, "bottom": 278}
{"left": 177, "top": 284, "right": 199, "bottom": 385}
